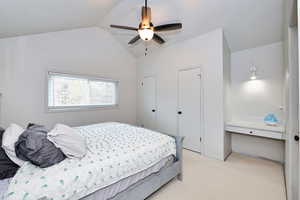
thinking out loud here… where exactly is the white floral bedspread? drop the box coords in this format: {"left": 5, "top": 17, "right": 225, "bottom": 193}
{"left": 4, "top": 122, "right": 176, "bottom": 200}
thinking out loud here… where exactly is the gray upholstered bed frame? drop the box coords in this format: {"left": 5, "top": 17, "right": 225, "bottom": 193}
{"left": 82, "top": 135, "right": 184, "bottom": 200}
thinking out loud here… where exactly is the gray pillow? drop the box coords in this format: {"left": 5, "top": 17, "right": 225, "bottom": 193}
{"left": 15, "top": 124, "right": 66, "bottom": 168}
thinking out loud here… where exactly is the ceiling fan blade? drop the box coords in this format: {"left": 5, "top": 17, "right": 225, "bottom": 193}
{"left": 110, "top": 25, "right": 138, "bottom": 31}
{"left": 128, "top": 35, "right": 141, "bottom": 44}
{"left": 154, "top": 23, "right": 182, "bottom": 32}
{"left": 153, "top": 34, "right": 165, "bottom": 44}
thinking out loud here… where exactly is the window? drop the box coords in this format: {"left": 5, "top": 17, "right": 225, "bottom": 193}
{"left": 47, "top": 72, "right": 118, "bottom": 111}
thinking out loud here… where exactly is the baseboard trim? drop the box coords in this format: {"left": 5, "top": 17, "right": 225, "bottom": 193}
{"left": 224, "top": 151, "right": 233, "bottom": 161}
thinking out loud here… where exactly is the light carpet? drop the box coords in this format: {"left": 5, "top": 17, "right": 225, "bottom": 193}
{"left": 148, "top": 150, "right": 286, "bottom": 200}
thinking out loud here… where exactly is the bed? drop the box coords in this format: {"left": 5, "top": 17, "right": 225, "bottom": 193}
{"left": 1, "top": 122, "right": 184, "bottom": 200}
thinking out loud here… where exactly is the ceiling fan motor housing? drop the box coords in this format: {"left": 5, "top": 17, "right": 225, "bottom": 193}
{"left": 141, "top": 6, "right": 153, "bottom": 29}
{"left": 138, "top": 6, "right": 154, "bottom": 41}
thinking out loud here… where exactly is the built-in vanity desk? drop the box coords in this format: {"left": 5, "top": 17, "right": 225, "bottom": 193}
{"left": 226, "top": 121, "right": 285, "bottom": 140}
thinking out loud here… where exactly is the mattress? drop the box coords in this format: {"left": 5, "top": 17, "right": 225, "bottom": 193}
{"left": 4, "top": 123, "right": 176, "bottom": 200}
{"left": 82, "top": 155, "right": 174, "bottom": 200}
{"left": 0, "top": 156, "right": 174, "bottom": 200}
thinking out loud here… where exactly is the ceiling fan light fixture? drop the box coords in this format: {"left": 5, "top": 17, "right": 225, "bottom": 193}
{"left": 138, "top": 28, "right": 154, "bottom": 41}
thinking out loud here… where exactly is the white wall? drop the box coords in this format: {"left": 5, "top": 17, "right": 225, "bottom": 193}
{"left": 137, "top": 29, "right": 226, "bottom": 160}
{"left": 286, "top": 26, "right": 299, "bottom": 199}
{"left": 229, "top": 42, "right": 285, "bottom": 163}
{"left": 232, "top": 134, "right": 284, "bottom": 162}
{"left": 283, "top": 1, "right": 298, "bottom": 199}
{"left": 230, "top": 42, "right": 284, "bottom": 123}
{"left": 0, "top": 27, "right": 137, "bottom": 129}
{"left": 223, "top": 36, "right": 232, "bottom": 159}
{"left": 283, "top": 0, "right": 299, "bottom": 196}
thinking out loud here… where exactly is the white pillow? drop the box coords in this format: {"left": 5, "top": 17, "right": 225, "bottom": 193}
{"left": 47, "top": 124, "right": 87, "bottom": 159}
{"left": 2, "top": 124, "right": 26, "bottom": 166}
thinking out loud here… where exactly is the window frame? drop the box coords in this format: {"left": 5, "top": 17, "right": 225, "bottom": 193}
{"left": 46, "top": 71, "right": 119, "bottom": 112}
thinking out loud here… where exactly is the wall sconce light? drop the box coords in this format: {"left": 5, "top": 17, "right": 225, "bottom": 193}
{"left": 250, "top": 66, "right": 257, "bottom": 80}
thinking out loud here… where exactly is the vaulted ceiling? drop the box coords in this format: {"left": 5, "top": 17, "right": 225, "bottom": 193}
{"left": 0, "top": 0, "right": 120, "bottom": 38}
{"left": 0, "top": 0, "right": 283, "bottom": 57}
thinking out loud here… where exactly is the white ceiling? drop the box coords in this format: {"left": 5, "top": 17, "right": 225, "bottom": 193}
{"left": 0, "top": 0, "right": 120, "bottom": 38}
{"left": 101, "top": 0, "right": 284, "bottom": 57}
{"left": 0, "top": 0, "right": 283, "bottom": 57}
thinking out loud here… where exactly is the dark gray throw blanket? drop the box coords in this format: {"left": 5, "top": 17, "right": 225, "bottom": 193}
{"left": 15, "top": 124, "right": 66, "bottom": 168}
{"left": 0, "top": 127, "right": 19, "bottom": 179}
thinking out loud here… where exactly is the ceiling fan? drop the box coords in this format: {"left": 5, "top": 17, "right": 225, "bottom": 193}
{"left": 110, "top": 0, "right": 182, "bottom": 45}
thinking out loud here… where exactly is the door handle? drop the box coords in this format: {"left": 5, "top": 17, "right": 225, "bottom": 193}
{"left": 152, "top": 109, "right": 156, "bottom": 112}
{"left": 178, "top": 111, "right": 182, "bottom": 115}
{"left": 295, "top": 135, "right": 299, "bottom": 142}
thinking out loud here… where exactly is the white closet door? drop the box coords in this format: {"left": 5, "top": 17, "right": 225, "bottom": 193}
{"left": 142, "top": 76, "right": 157, "bottom": 130}
{"left": 178, "top": 68, "right": 202, "bottom": 153}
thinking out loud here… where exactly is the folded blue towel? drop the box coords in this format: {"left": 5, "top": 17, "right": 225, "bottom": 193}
{"left": 264, "top": 114, "right": 278, "bottom": 125}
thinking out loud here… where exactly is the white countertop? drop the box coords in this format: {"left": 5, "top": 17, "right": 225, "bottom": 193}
{"left": 226, "top": 121, "right": 285, "bottom": 133}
